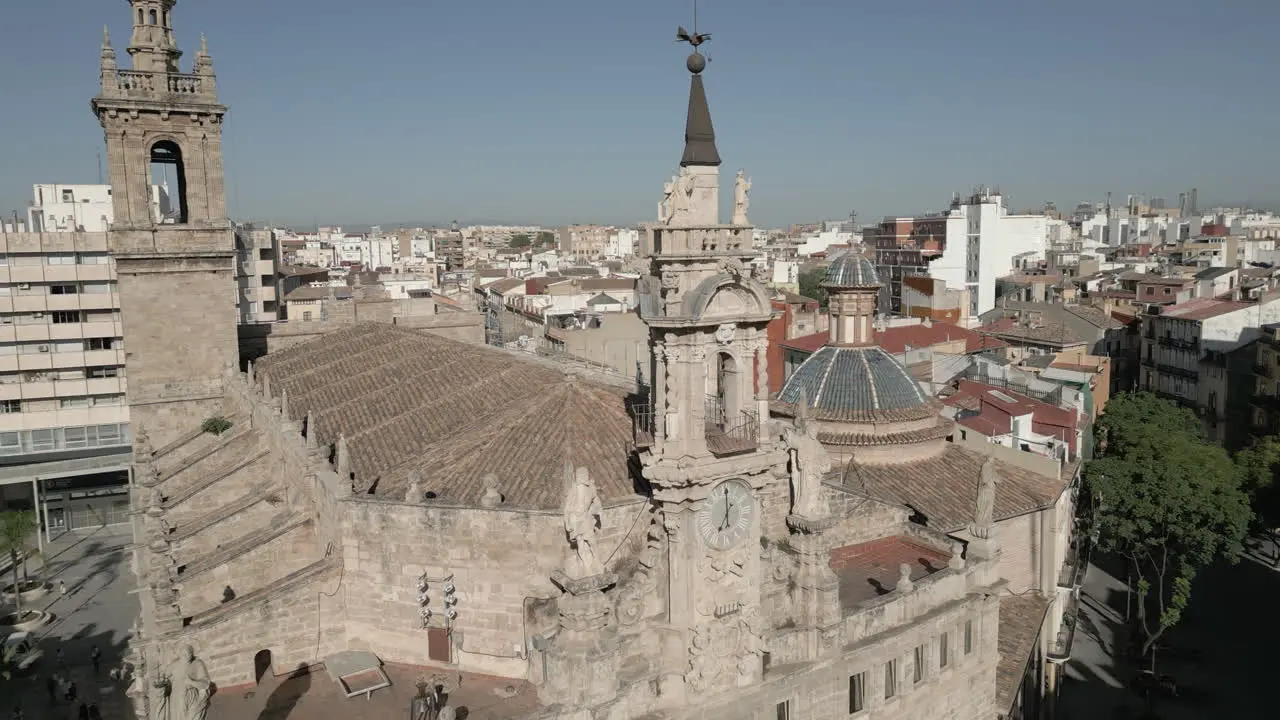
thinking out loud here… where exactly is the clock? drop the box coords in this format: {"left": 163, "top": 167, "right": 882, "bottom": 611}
{"left": 696, "top": 479, "right": 753, "bottom": 551}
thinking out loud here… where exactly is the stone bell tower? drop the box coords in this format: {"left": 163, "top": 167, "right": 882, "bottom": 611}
{"left": 635, "top": 26, "right": 787, "bottom": 702}
{"left": 92, "top": 0, "right": 237, "bottom": 446}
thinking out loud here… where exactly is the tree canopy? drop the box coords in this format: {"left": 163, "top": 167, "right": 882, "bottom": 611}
{"left": 1084, "top": 392, "right": 1251, "bottom": 658}
{"left": 535, "top": 231, "right": 556, "bottom": 248}
{"left": 797, "top": 266, "right": 828, "bottom": 308}
{"left": 508, "top": 234, "right": 532, "bottom": 249}
{"left": 1233, "top": 436, "right": 1280, "bottom": 563}
{"left": 0, "top": 510, "right": 38, "bottom": 619}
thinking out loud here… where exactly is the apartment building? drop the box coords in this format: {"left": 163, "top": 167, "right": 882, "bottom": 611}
{"left": 26, "top": 183, "right": 168, "bottom": 233}
{"left": 1140, "top": 296, "right": 1280, "bottom": 446}
{"left": 0, "top": 229, "right": 131, "bottom": 532}
{"left": 1249, "top": 323, "right": 1280, "bottom": 440}
{"left": 875, "top": 189, "right": 1049, "bottom": 317}
{"left": 235, "top": 225, "right": 281, "bottom": 323}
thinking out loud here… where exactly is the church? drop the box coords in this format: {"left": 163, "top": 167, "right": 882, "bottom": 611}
{"left": 102, "top": 3, "right": 1077, "bottom": 719}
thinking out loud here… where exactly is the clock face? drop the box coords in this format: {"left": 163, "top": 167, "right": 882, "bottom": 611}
{"left": 697, "top": 480, "right": 753, "bottom": 551}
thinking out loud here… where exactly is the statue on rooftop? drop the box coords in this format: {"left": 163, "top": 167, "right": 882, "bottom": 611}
{"left": 659, "top": 177, "right": 676, "bottom": 224}
{"left": 784, "top": 392, "right": 831, "bottom": 521}
{"left": 971, "top": 457, "right": 999, "bottom": 539}
{"left": 562, "top": 462, "right": 604, "bottom": 578}
{"left": 732, "top": 170, "right": 751, "bottom": 225}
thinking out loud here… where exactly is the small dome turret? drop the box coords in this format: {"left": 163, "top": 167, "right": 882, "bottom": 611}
{"left": 823, "top": 253, "right": 880, "bottom": 289}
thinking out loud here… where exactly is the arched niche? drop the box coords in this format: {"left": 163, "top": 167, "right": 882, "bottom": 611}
{"left": 683, "top": 273, "right": 772, "bottom": 321}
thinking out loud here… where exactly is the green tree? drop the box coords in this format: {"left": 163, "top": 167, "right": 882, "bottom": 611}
{"left": 1234, "top": 436, "right": 1280, "bottom": 565}
{"left": 797, "top": 266, "right": 828, "bottom": 308}
{"left": 535, "top": 231, "right": 556, "bottom": 248}
{"left": 0, "top": 510, "right": 38, "bottom": 621}
{"left": 1085, "top": 392, "right": 1251, "bottom": 660}
{"left": 508, "top": 234, "right": 532, "bottom": 249}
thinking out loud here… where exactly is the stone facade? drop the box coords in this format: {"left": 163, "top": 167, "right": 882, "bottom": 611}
{"left": 107, "top": 9, "right": 1063, "bottom": 720}
{"left": 93, "top": 3, "right": 236, "bottom": 449}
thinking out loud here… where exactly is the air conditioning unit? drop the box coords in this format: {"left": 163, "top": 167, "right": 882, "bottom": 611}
{"left": 37, "top": 345, "right": 50, "bottom": 353}
{"left": 18, "top": 283, "right": 30, "bottom": 290}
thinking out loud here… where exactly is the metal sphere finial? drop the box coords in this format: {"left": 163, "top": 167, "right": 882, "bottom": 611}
{"left": 686, "top": 52, "right": 706, "bottom": 74}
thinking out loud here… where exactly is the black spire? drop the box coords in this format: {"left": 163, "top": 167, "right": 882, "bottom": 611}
{"left": 680, "top": 62, "right": 721, "bottom": 167}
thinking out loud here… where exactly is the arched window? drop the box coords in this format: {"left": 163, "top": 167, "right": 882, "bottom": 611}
{"left": 138, "top": 8, "right": 144, "bottom": 24}
{"left": 163, "top": 11, "right": 169, "bottom": 27}
{"left": 149, "top": 140, "right": 189, "bottom": 225}
{"left": 149, "top": 9, "right": 157, "bottom": 25}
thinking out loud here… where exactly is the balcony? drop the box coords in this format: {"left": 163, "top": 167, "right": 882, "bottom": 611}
{"left": 1157, "top": 336, "right": 1199, "bottom": 351}
{"left": 1255, "top": 363, "right": 1276, "bottom": 378}
{"left": 1048, "top": 591, "right": 1080, "bottom": 663}
{"left": 704, "top": 395, "right": 760, "bottom": 456}
{"left": 1058, "top": 536, "right": 1091, "bottom": 591}
{"left": 1156, "top": 363, "right": 1198, "bottom": 381}
{"left": 1250, "top": 394, "right": 1280, "bottom": 412}
{"left": 100, "top": 69, "right": 216, "bottom": 103}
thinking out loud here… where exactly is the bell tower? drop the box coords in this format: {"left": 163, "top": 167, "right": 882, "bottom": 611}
{"left": 92, "top": 0, "right": 237, "bottom": 446}
{"left": 635, "top": 23, "right": 786, "bottom": 699}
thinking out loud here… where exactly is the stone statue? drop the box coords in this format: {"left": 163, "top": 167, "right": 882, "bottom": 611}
{"left": 659, "top": 177, "right": 676, "bottom": 224}
{"left": 972, "top": 457, "right": 999, "bottom": 538}
{"left": 562, "top": 462, "right": 604, "bottom": 578}
{"left": 480, "top": 473, "right": 503, "bottom": 508}
{"left": 673, "top": 168, "right": 696, "bottom": 219}
{"left": 152, "top": 646, "right": 211, "bottom": 720}
{"left": 784, "top": 397, "right": 831, "bottom": 520}
{"left": 732, "top": 170, "right": 752, "bottom": 225}
{"left": 895, "top": 563, "right": 914, "bottom": 593}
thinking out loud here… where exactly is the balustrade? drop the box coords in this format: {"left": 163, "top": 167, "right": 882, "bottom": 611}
{"left": 104, "top": 70, "right": 210, "bottom": 100}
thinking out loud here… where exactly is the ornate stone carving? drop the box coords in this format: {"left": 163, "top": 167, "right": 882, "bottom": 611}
{"left": 751, "top": 262, "right": 770, "bottom": 283}
{"left": 736, "top": 606, "right": 765, "bottom": 680}
{"left": 562, "top": 463, "right": 604, "bottom": 579}
{"left": 718, "top": 257, "right": 744, "bottom": 279}
{"left": 690, "top": 346, "right": 707, "bottom": 362}
{"left": 662, "top": 345, "right": 683, "bottom": 364}
{"left": 714, "top": 323, "right": 737, "bottom": 345}
{"left": 151, "top": 645, "right": 211, "bottom": 720}
{"left": 732, "top": 170, "right": 752, "bottom": 225}
{"left": 615, "top": 511, "right": 665, "bottom": 626}
{"left": 685, "top": 625, "right": 717, "bottom": 691}
{"left": 661, "top": 269, "right": 680, "bottom": 290}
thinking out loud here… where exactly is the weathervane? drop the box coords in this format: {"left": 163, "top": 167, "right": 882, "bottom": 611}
{"left": 676, "top": 0, "right": 712, "bottom": 73}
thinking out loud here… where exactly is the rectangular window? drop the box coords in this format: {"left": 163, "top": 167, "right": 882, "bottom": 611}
{"left": 884, "top": 660, "right": 897, "bottom": 700}
{"left": 86, "top": 338, "right": 116, "bottom": 350}
{"left": 52, "top": 311, "right": 81, "bottom": 324}
{"left": 81, "top": 282, "right": 112, "bottom": 295}
{"left": 49, "top": 284, "right": 78, "bottom": 295}
{"left": 29, "top": 429, "right": 55, "bottom": 452}
{"left": 59, "top": 397, "right": 89, "bottom": 409}
{"left": 0, "top": 400, "right": 20, "bottom": 414}
{"left": 0, "top": 432, "right": 19, "bottom": 454}
{"left": 77, "top": 253, "right": 110, "bottom": 265}
{"left": 939, "top": 633, "right": 949, "bottom": 669}
{"left": 46, "top": 253, "right": 76, "bottom": 266}
{"left": 89, "top": 395, "right": 121, "bottom": 407}
{"left": 775, "top": 700, "right": 791, "bottom": 720}
{"left": 63, "top": 426, "right": 87, "bottom": 448}
{"left": 964, "top": 620, "right": 973, "bottom": 655}
{"left": 848, "top": 672, "right": 866, "bottom": 714}
{"left": 87, "top": 366, "right": 119, "bottom": 379}
{"left": 61, "top": 190, "right": 74, "bottom": 202}
{"left": 914, "top": 645, "right": 925, "bottom": 684}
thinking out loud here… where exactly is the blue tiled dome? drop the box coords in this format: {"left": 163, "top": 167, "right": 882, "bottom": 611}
{"left": 777, "top": 345, "right": 932, "bottom": 422}
{"left": 823, "top": 254, "right": 880, "bottom": 288}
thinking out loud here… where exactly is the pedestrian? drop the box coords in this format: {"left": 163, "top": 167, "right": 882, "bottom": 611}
{"left": 45, "top": 675, "right": 57, "bottom": 703}
{"left": 55, "top": 647, "right": 67, "bottom": 674}
{"left": 77, "top": 702, "right": 88, "bottom": 720}
{"left": 89, "top": 645, "right": 101, "bottom": 674}
{"left": 64, "top": 680, "right": 77, "bottom": 704}
{"left": 88, "top": 705, "right": 101, "bottom": 720}
{"left": 59, "top": 580, "right": 66, "bottom": 596}
{"left": 10, "top": 705, "right": 23, "bottom": 720}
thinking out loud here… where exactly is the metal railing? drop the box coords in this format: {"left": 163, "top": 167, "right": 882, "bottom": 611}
{"left": 704, "top": 395, "right": 759, "bottom": 455}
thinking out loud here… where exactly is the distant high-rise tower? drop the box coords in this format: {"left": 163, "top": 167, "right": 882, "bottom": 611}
{"left": 91, "top": 0, "right": 237, "bottom": 446}
{"left": 1189, "top": 187, "right": 1199, "bottom": 216}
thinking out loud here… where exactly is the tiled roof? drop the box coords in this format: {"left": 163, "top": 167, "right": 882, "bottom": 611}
{"left": 482, "top": 277, "right": 524, "bottom": 294}
{"left": 1064, "top": 304, "right": 1124, "bottom": 330}
{"left": 579, "top": 278, "right": 636, "bottom": 292}
{"left": 995, "top": 594, "right": 1051, "bottom": 714}
{"left": 1162, "top": 297, "right": 1250, "bottom": 321}
{"left": 823, "top": 254, "right": 881, "bottom": 288}
{"left": 837, "top": 444, "right": 1069, "bottom": 532}
{"left": 286, "top": 286, "right": 350, "bottom": 301}
{"left": 777, "top": 345, "right": 934, "bottom": 422}
{"left": 586, "top": 293, "right": 621, "bottom": 306}
{"left": 253, "top": 324, "right": 640, "bottom": 509}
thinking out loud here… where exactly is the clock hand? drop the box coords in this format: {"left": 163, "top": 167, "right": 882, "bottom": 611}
{"left": 721, "top": 487, "right": 731, "bottom": 529}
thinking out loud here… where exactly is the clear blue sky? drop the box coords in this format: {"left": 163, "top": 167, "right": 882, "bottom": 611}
{"left": 2, "top": 0, "right": 1278, "bottom": 228}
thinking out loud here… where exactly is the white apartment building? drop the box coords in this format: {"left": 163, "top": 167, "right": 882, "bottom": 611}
{"left": 235, "top": 225, "right": 281, "bottom": 323}
{"left": 0, "top": 228, "right": 132, "bottom": 531}
{"left": 605, "top": 228, "right": 640, "bottom": 258}
{"left": 931, "top": 189, "right": 1047, "bottom": 317}
{"left": 27, "top": 183, "right": 168, "bottom": 232}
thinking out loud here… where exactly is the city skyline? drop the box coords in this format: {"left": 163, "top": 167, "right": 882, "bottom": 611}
{"left": 2, "top": 0, "right": 1278, "bottom": 228}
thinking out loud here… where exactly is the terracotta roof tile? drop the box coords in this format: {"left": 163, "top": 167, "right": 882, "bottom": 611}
{"left": 254, "top": 324, "right": 641, "bottom": 508}
{"left": 996, "top": 595, "right": 1051, "bottom": 713}
{"left": 828, "top": 536, "right": 952, "bottom": 608}
{"left": 835, "top": 445, "right": 1068, "bottom": 533}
